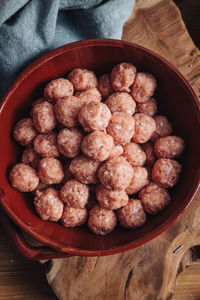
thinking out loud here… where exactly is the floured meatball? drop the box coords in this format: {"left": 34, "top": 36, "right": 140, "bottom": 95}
{"left": 126, "top": 167, "right": 149, "bottom": 195}
{"left": 96, "top": 185, "right": 129, "bottom": 210}
{"left": 154, "top": 136, "right": 185, "bottom": 158}
{"left": 38, "top": 158, "right": 64, "bottom": 185}
{"left": 32, "top": 101, "right": 56, "bottom": 133}
{"left": 107, "top": 112, "right": 135, "bottom": 145}
{"left": 60, "top": 179, "right": 89, "bottom": 208}
{"left": 54, "top": 96, "right": 82, "bottom": 128}
{"left": 108, "top": 144, "right": 124, "bottom": 160}
{"left": 131, "top": 72, "right": 157, "bottom": 102}
{"left": 75, "top": 87, "right": 101, "bottom": 105}
{"left": 97, "top": 74, "right": 113, "bottom": 98}
{"left": 58, "top": 128, "right": 83, "bottom": 158}
{"left": 34, "top": 187, "right": 64, "bottom": 221}
{"left": 21, "top": 147, "right": 41, "bottom": 169}
{"left": 132, "top": 113, "right": 156, "bottom": 143}
{"left": 152, "top": 158, "right": 182, "bottom": 188}
{"left": 61, "top": 206, "right": 88, "bottom": 227}
{"left": 111, "top": 62, "right": 136, "bottom": 92}
{"left": 139, "top": 182, "right": 171, "bottom": 214}
{"left": 68, "top": 68, "right": 97, "bottom": 91}
{"left": 9, "top": 163, "right": 39, "bottom": 192}
{"left": 105, "top": 92, "right": 136, "bottom": 115}
{"left": 123, "top": 143, "right": 146, "bottom": 167}
{"left": 44, "top": 78, "right": 74, "bottom": 104}
{"left": 141, "top": 142, "right": 156, "bottom": 166}
{"left": 34, "top": 132, "right": 59, "bottom": 158}
{"left": 98, "top": 156, "right": 133, "bottom": 190}
{"left": 88, "top": 205, "right": 117, "bottom": 235}
{"left": 78, "top": 101, "right": 111, "bottom": 132}
{"left": 117, "top": 199, "right": 146, "bottom": 229}
{"left": 13, "top": 118, "right": 37, "bottom": 146}
{"left": 81, "top": 131, "right": 114, "bottom": 162}
{"left": 70, "top": 155, "right": 100, "bottom": 184}
{"left": 136, "top": 98, "right": 157, "bottom": 117}
{"left": 151, "top": 115, "right": 172, "bottom": 142}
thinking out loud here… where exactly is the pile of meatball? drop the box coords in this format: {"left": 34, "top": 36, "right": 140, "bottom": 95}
{"left": 9, "top": 62, "right": 185, "bottom": 235}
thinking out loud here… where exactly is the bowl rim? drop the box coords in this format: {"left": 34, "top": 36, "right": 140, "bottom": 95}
{"left": 0, "top": 38, "right": 200, "bottom": 256}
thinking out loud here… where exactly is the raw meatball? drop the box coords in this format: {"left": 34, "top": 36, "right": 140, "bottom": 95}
{"left": 34, "top": 188, "right": 64, "bottom": 221}
{"left": 70, "top": 155, "right": 100, "bottom": 184}
{"left": 111, "top": 62, "right": 136, "bottom": 92}
{"left": 131, "top": 72, "right": 157, "bottom": 102}
{"left": 88, "top": 205, "right": 117, "bottom": 235}
{"left": 54, "top": 96, "right": 82, "bottom": 128}
{"left": 123, "top": 143, "right": 146, "bottom": 167}
{"left": 139, "top": 182, "right": 171, "bottom": 214}
{"left": 68, "top": 68, "right": 97, "bottom": 91}
{"left": 98, "top": 156, "right": 133, "bottom": 190}
{"left": 141, "top": 142, "right": 156, "bottom": 166}
{"left": 126, "top": 167, "right": 149, "bottom": 195}
{"left": 61, "top": 206, "right": 88, "bottom": 227}
{"left": 132, "top": 113, "right": 156, "bottom": 143}
{"left": 107, "top": 112, "right": 135, "bottom": 145}
{"left": 32, "top": 101, "right": 56, "bottom": 133}
{"left": 78, "top": 101, "right": 111, "bottom": 132}
{"left": 151, "top": 115, "right": 172, "bottom": 142}
{"left": 58, "top": 128, "right": 83, "bottom": 158}
{"left": 152, "top": 158, "right": 182, "bottom": 188}
{"left": 38, "top": 158, "right": 64, "bottom": 185}
{"left": 44, "top": 78, "right": 74, "bottom": 104}
{"left": 97, "top": 74, "right": 113, "bottom": 98}
{"left": 9, "top": 163, "right": 39, "bottom": 192}
{"left": 75, "top": 87, "right": 101, "bottom": 105}
{"left": 81, "top": 131, "right": 114, "bottom": 162}
{"left": 108, "top": 144, "right": 124, "bottom": 160}
{"left": 117, "top": 199, "right": 146, "bottom": 229}
{"left": 60, "top": 179, "right": 89, "bottom": 208}
{"left": 21, "top": 147, "right": 41, "bottom": 169}
{"left": 136, "top": 97, "right": 157, "bottom": 117}
{"left": 96, "top": 185, "right": 129, "bottom": 210}
{"left": 154, "top": 136, "right": 185, "bottom": 158}
{"left": 105, "top": 92, "right": 136, "bottom": 115}
{"left": 34, "top": 132, "right": 59, "bottom": 158}
{"left": 13, "top": 118, "right": 37, "bottom": 146}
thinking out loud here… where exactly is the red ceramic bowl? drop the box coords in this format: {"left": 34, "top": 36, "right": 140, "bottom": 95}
{"left": 0, "top": 39, "right": 200, "bottom": 257}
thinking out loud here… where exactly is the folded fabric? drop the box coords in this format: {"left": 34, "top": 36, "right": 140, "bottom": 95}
{"left": 0, "top": 0, "right": 135, "bottom": 99}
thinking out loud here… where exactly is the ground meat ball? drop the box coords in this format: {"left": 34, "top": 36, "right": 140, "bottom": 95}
{"left": 34, "top": 188, "right": 63, "bottom": 221}
{"left": 58, "top": 128, "right": 83, "bottom": 158}
{"left": 60, "top": 179, "right": 89, "bottom": 208}
{"left": 154, "top": 136, "right": 185, "bottom": 158}
{"left": 75, "top": 87, "right": 101, "bottom": 105}
{"left": 141, "top": 142, "right": 156, "bottom": 166}
{"left": 32, "top": 101, "right": 56, "bottom": 133}
{"left": 97, "top": 74, "right": 113, "bottom": 98}
{"left": 151, "top": 115, "right": 172, "bottom": 142}
{"left": 117, "top": 199, "right": 146, "bottom": 229}
{"left": 54, "top": 96, "right": 82, "bottom": 128}
{"left": 70, "top": 155, "right": 100, "bottom": 184}
{"left": 131, "top": 72, "right": 157, "bottom": 103}
{"left": 123, "top": 143, "right": 146, "bottom": 167}
{"left": 9, "top": 163, "right": 39, "bottom": 192}
{"left": 111, "top": 62, "right": 136, "bottom": 92}
{"left": 44, "top": 78, "right": 74, "bottom": 104}
{"left": 34, "top": 132, "right": 59, "bottom": 158}
{"left": 21, "top": 147, "right": 41, "bottom": 169}
{"left": 13, "top": 118, "right": 37, "bottom": 146}
{"left": 38, "top": 158, "right": 64, "bottom": 185}
{"left": 61, "top": 206, "right": 88, "bottom": 227}
{"left": 152, "top": 158, "right": 182, "bottom": 188}
{"left": 108, "top": 144, "right": 124, "bottom": 160}
{"left": 132, "top": 113, "right": 156, "bottom": 144}
{"left": 136, "top": 97, "right": 157, "bottom": 117}
{"left": 81, "top": 131, "right": 114, "bottom": 162}
{"left": 98, "top": 156, "right": 133, "bottom": 190}
{"left": 139, "top": 182, "right": 171, "bottom": 215}
{"left": 107, "top": 112, "right": 135, "bottom": 145}
{"left": 88, "top": 205, "right": 117, "bottom": 235}
{"left": 96, "top": 185, "right": 129, "bottom": 210}
{"left": 126, "top": 167, "right": 149, "bottom": 195}
{"left": 105, "top": 92, "right": 136, "bottom": 115}
{"left": 68, "top": 68, "right": 97, "bottom": 91}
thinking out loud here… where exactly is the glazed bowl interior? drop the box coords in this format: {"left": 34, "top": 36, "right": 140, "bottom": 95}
{"left": 0, "top": 39, "right": 200, "bottom": 256}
